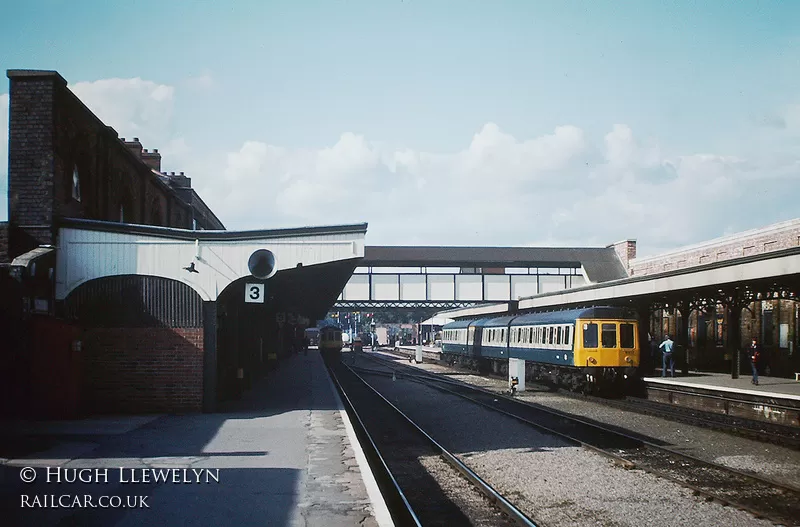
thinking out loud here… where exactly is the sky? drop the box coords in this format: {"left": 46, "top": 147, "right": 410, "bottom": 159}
{"left": 1, "top": 1, "right": 799, "bottom": 257}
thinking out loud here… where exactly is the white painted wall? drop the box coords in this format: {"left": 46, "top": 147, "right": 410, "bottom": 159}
{"left": 400, "top": 275, "right": 426, "bottom": 300}
{"left": 455, "top": 275, "right": 482, "bottom": 300}
{"left": 484, "top": 275, "right": 511, "bottom": 301}
{"left": 57, "top": 227, "right": 365, "bottom": 301}
{"left": 511, "top": 275, "right": 538, "bottom": 299}
{"left": 427, "top": 275, "right": 455, "bottom": 301}
{"left": 371, "top": 274, "right": 399, "bottom": 300}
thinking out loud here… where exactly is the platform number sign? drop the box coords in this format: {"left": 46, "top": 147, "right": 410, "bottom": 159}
{"left": 245, "top": 283, "right": 265, "bottom": 304}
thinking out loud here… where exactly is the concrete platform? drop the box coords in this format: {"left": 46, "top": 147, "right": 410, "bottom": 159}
{"left": 645, "top": 371, "right": 800, "bottom": 400}
{"left": 643, "top": 372, "right": 800, "bottom": 427}
{"left": 0, "top": 351, "right": 392, "bottom": 527}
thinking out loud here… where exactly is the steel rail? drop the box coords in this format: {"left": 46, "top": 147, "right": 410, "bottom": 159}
{"left": 381, "top": 346, "right": 800, "bottom": 447}
{"left": 325, "top": 362, "right": 421, "bottom": 527}
{"left": 339, "top": 360, "right": 540, "bottom": 527}
{"left": 355, "top": 353, "right": 800, "bottom": 525}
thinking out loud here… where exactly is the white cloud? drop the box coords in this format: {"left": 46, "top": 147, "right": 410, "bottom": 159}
{"left": 70, "top": 78, "right": 175, "bottom": 146}
{"left": 4, "top": 74, "right": 799, "bottom": 255}
{"left": 201, "top": 120, "right": 799, "bottom": 256}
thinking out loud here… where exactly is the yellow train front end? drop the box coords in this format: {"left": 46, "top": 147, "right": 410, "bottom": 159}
{"left": 319, "top": 326, "right": 343, "bottom": 362}
{"left": 573, "top": 317, "right": 640, "bottom": 391}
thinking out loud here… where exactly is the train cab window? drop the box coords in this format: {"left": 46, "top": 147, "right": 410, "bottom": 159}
{"left": 583, "top": 323, "right": 598, "bottom": 348}
{"left": 620, "top": 323, "right": 635, "bottom": 349}
{"left": 602, "top": 323, "right": 617, "bottom": 348}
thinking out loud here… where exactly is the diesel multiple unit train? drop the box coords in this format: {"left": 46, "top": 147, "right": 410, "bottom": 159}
{"left": 318, "top": 325, "right": 344, "bottom": 360}
{"left": 441, "top": 307, "right": 640, "bottom": 393}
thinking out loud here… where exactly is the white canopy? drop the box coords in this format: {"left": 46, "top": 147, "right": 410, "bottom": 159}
{"left": 420, "top": 316, "right": 454, "bottom": 326}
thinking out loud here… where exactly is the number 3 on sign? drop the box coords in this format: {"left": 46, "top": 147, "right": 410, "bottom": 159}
{"left": 245, "top": 283, "right": 265, "bottom": 303}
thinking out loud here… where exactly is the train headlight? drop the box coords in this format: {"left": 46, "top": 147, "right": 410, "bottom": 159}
{"left": 625, "top": 356, "right": 633, "bottom": 364}
{"left": 588, "top": 357, "right": 597, "bottom": 365}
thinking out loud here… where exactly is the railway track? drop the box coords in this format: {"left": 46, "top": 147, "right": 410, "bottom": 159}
{"left": 355, "top": 352, "right": 800, "bottom": 526}
{"left": 381, "top": 346, "right": 800, "bottom": 449}
{"left": 325, "top": 356, "right": 538, "bottom": 526}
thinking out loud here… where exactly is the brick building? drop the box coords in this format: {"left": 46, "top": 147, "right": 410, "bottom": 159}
{"left": 0, "top": 69, "right": 365, "bottom": 419}
{"left": 1, "top": 69, "right": 223, "bottom": 265}
{"left": 628, "top": 219, "right": 800, "bottom": 375}
{"left": 0, "top": 69, "right": 228, "bottom": 418}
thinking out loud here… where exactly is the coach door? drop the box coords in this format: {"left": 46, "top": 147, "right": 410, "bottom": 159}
{"left": 471, "top": 326, "right": 482, "bottom": 356}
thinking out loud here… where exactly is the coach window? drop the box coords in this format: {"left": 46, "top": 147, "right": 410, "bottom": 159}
{"left": 565, "top": 326, "right": 572, "bottom": 346}
{"left": 556, "top": 327, "right": 562, "bottom": 345}
{"left": 602, "top": 323, "right": 617, "bottom": 348}
{"left": 583, "top": 323, "right": 598, "bottom": 348}
{"left": 620, "top": 323, "right": 635, "bottom": 349}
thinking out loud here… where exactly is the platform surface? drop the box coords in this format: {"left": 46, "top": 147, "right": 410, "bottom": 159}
{"left": 644, "top": 370, "right": 800, "bottom": 402}
{"left": 0, "top": 350, "right": 391, "bottom": 527}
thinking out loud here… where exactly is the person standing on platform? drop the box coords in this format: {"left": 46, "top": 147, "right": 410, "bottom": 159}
{"left": 659, "top": 335, "right": 675, "bottom": 377}
{"left": 749, "top": 338, "right": 761, "bottom": 385}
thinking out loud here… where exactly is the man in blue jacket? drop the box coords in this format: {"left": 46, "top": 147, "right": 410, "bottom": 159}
{"left": 659, "top": 335, "right": 675, "bottom": 377}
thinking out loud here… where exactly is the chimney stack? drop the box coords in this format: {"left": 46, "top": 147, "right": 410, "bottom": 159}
{"left": 123, "top": 137, "right": 143, "bottom": 158}
{"left": 141, "top": 149, "right": 162, "bottom": 172}
{"left": 607, "top": 239, "right": 637, "bottom": 274}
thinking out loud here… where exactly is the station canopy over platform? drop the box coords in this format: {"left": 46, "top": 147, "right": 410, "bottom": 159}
{"left": 420, "top": 316, "right": 454, "bottom": 326}
{"left": 55, "top": 218, "right": 368, "bottom": 322}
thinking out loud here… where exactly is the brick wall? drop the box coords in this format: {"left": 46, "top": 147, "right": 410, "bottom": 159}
{"left": 5, "top": 69, "right": 194, "bottom": 262}
{"left": 630, "top": 218, "right": 800, "bottom": 276}
{"left": 0, "top": 222, "right": 8, "bottom": 264}
{"left": 63, "top": 275, "right": 206, "bottom": 414}
{"left": 49, "top": 77, "right": 193, "bottom": 229}
{"left": 607, "top": 239, "right": 637, "bottom": 273}
{"left": 82, "top": 327, "right": 203, "bottom": 414}
{"left": 6, "top": 71, "right": 59, "bottom": 256}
